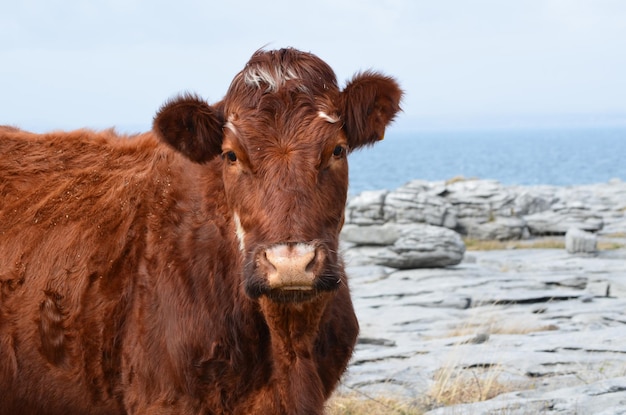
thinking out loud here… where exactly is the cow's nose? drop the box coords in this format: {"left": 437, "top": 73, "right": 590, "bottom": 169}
{"left": 262, "top": 243, "right": 322, "bottom": 290}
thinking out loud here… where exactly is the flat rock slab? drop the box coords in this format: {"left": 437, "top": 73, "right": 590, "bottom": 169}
{"left": 340, "top": 247, "right": 626, "bottom": 414}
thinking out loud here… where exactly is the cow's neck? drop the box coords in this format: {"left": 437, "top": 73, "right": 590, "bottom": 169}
{"left": 257, "top": 295, "right": 332, "bottom": 414}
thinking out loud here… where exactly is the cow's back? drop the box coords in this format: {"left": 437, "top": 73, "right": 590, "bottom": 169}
{"left": 0, "top": 129, "right": 189, "bottom": 414}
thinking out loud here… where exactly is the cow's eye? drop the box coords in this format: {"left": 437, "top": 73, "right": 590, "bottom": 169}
{"left": 332, "top": 145, "right": 346, "bottom": 158}
{"left": 223, "top": 151, "right": 237, "bottom": 163}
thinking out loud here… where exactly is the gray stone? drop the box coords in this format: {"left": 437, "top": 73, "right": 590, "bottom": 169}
{"left": 565, "top": 227, "right": 598, "bottom": 254}
{"left": 383, "top": 187, "right": 458, "bottom": 228}
{"left": 345, "top": 190, "right": 388, "bottom": 225}
{"left": 525, "top": 210, "right": 604, "bottom": 235}
{"left": 512, "top": 189, "right": 555, "bottom": 215}
{"left": 342, "top": 246, "right": 388, "bottom": 266}
{"left": 345, "top": 179, "right": 625, "bottom": 242}
{"left": 445, "top": 179, "right": 518, "bottom": 220}
{"left": 371, "top": 224, "right": 465, "bottom": 269}
{"left": 459, "top": 216, "right": 527, "bottom": 240}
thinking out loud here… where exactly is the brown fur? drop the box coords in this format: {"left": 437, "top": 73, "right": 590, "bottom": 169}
{"left": 0, "top": 48, "right": 402, "bottom": 415}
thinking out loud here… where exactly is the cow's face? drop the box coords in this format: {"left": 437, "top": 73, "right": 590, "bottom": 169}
{"left": 155, "top": 48, "right": 402, "bottom": 303}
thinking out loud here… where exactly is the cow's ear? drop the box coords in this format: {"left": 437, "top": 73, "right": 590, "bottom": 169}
{"left": 153, "top": 94, "right": 224, "bottom": 163}
{"left": 340, "top": 72, "right": 403, "bottom": 150}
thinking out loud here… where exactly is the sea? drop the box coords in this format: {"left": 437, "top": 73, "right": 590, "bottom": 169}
{"left": 347, "top": 126, "right": 626, "bottom": 196}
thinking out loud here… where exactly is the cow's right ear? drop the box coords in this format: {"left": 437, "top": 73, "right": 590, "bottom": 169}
{"left": 153, "top": 94, "right": 224, "bottom": 163}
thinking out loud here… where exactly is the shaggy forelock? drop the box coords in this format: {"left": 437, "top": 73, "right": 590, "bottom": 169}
{"left": 243, "top": 65, "right": 301, "bottom": 93}
{"left": 226, "top": 48, "right": 339, "bottom": 105}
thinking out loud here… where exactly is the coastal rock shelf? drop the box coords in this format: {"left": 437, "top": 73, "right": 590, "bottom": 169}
{"left": 344, "top": 178, "right": 626, "bottom": 243}
{"left": 338, "top": 179, "right": 626, "bottom": 414}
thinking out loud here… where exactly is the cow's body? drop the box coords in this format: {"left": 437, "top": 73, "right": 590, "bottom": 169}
{"left": 0, "top": 48, "right": 401, "bottom": 414}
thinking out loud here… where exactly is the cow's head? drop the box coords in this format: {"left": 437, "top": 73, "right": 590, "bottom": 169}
{"left": 155, "top": 48, "right": 402, "bottom": 303}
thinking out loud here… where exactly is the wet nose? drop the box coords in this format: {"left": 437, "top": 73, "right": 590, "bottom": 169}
{"left": 261, "top": 243, "right": 322, "bottom": 290}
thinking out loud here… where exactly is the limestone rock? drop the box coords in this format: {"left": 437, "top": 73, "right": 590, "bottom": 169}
{"left": 383, "top": 186, "right": 458, "bottom": 228}
{"left": 525, "top": 210, "right": 603, "bottom": 235}
{"left": 444, "top": 179, "right": 518, "bottom": 220}
{"left": 340, "top": 223, "right": 403, "bottom": 246}
{"left": 339, "top": 179, "right": 626, "bottom": 415}
{"left": 345, "top": 179, "right": 625, "bottom": 241}
{"left": 512, "top": 188, "right": 556, "bottom": 215}
{"left": 565, "top": 227, "right": 598, "bottom": 254}
{"left": 340, "top": 247, "right": 626, "bottom": 415}
{"left": 458, "top": 216, "right": 528, "bottom": 240}
{"left": 371, "top": 224, "right": 465, "bottom": 269}
{"left": 345, "top": 190, "right": 388, "bottom": 225}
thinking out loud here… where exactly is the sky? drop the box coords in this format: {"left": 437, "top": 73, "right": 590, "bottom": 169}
{"left": 1, "top": 0, "right": 626, "bottom": 133}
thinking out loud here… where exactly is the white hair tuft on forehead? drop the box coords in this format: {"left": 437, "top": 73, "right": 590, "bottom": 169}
{"left": 244, "top": 65, "right": 300, "bottom": 93}
{"left": 318, "top": 111, "right": 340, "bottom": 124}
{"left": 225, "top": 114, "right": 238, "bottom": 136}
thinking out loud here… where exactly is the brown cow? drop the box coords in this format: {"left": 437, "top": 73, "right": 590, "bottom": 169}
{"left": 0, "top": 48, "right": 402, "bottom": 415}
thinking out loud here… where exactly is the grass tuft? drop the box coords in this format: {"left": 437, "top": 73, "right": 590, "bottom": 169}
{"left": 464, "top": 238, "right": 565, "bottom": 251}
{"left": 325, "top": 393, "right": 423, "bottom": 415}
{"left": 428, "top": 364, "right": 513, "bottom": 407}
{"left": 464, "top": 236, "right": 624, "bottom": 251}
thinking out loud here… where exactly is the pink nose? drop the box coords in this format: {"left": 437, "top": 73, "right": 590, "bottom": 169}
{"left": 262, "top": 244, "right": 320, "bottom": 290}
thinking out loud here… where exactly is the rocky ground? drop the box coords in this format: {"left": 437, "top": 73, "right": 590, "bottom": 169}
{"left": 337, "top": 179, "right": 626, "bottom": 414}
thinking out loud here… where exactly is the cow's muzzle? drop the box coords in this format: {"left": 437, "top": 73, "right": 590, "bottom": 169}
{"left": 245, "top": 242, "right": 340, "bottom": 302}
{"left": 259, "top": 243, "right": 325, "bottom": 290}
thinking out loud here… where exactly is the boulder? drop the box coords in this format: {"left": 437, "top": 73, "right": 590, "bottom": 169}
{"left": 345, "top": 190, "right": 388, "bottom": 225}
{"left": 459, "top": 216, "right": 528, "bottom": 240}
{"left": 565, "top": 227, "right": 597, "bottom": 254}
{"left": 383, "top": 186, "right": 458, "bottom": 228}
{"left": 370, "top": 224, "right": 465, "bottom": 269}
{"left": 444, "top": 179, "right": 518, "bottom": 220}
{"left": 512, "top": 188, "right": 555, "bottom": 215}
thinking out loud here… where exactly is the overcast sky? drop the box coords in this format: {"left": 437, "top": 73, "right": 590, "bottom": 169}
{"left": 2, "top": 0, "right": 626, "bottom": 133}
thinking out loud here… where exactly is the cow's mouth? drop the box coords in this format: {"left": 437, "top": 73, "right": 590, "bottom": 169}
{"left": 246, "top": 273, "right": 341, "bottom": 303}
{"left": 265, "top": 288, "right": 318, "bottom": 303}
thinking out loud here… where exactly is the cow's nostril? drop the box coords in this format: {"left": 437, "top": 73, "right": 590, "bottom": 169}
{"left": 305, "top": 250, "right": 317, "bottom": 273}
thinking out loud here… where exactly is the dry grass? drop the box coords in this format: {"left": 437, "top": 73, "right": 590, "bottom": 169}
{"left": 447, "top": 320, "right": 558, "bottom": 338}
{"left": 328, "top": 307, "right": 551, "bottom": 414}
{"left": 603, "top": 231, "right": 626, "bottom": 238}
{"left": 444, "top": 176, "right": 478, "bottom": 185}
{"left": 325, "top": 393, "right": 423, "bottom": 415}
{"left": 598, "top": 240, "right": 625, "bottom": 250}
{"left": 464, "top": 238, "right": 565, "bottom": 251}
{"left": 423, "top": 305, "right": 550, "bottom": 408}
{"left": 428, "top": 363, "right": 514, "bottom": 407}
{"left": 465, "top": 237, "right": 624, "bottom": 251}
{"left": 598, "top": 232, "right": 626, "bottom": 250}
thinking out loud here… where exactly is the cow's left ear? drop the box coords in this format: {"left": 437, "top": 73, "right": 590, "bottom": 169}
{"left": 340, "top": 72, "right": 403, "bottom": 150}
{"left": 153, "top": 94, "right": 224, "bottom": 163}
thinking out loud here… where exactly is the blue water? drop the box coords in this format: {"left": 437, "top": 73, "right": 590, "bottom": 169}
{"left": 347, "top": 127, "right": 626, "bottom": 195}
